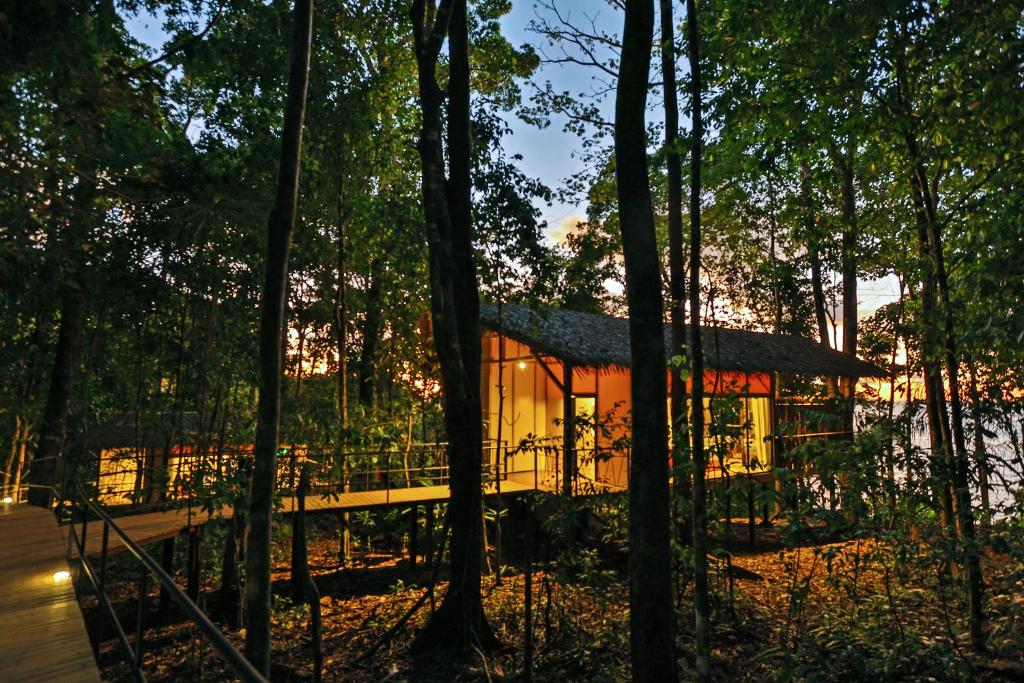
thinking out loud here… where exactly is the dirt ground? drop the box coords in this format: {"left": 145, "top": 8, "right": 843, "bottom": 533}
{"left": 85, "top": 515, "right": 1024, "bottom": 682}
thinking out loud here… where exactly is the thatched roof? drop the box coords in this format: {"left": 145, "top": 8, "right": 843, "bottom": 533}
{"left": 480, "top": 303, "right": 884, "bottom": 378}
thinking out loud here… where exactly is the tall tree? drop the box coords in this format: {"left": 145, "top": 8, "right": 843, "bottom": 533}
{"left": 244, "top": 0, "right": 314, "bottom": 674}
{"left": 660, "top": 0, "right": 690, "bottom": 543}
{"left": 615, "top": 0, "right": 676, "bottom": 680}
{"left": 686, "top": 0, "right": 711, "bottom": 679}
{"left": 409, "top": 0, "right": 495, "bottom": 649}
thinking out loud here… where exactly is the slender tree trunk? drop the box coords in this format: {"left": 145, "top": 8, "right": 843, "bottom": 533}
{"left": 904, "top": 121, "right": 983, "bottom": 646}
{"left": 909, "top": 147, "right": 985, "bottom": 648}
{"left": 616, "top": 1, "right": 676, "bottom": 681}
{"left": 6, "top": 313, "right": 49, "bottom": 496}
{"left": 660, "top": 0, "right": 691, "bottom": 548}
{"left": 243, "top": 0, "right": 313, "bottom": 673}
{"left": 766, "top": 183, "right": 783, "bottom": 332}
{"left": 219, "top": 503, "right": 243, "bottom": 628}
{"left": 832, "top": 143, "right": 859, "bottom": 434}
{"left": 885, "top": 278, "right": 905, "bottom": 513}
{"left": 357, "top": 259, "right": 383, "bottom": 407}
{"left": 967, "top": 359, "right": 991, "bottom": 529}
{"left": 800, "top": 161, "right": 831, "bottom": 349}
{"left": 28, "top": 286, "right": 85, "bottom": 507}
{"left": 4, "top": 416, "right": 23, "bottom": 492}
{"left": 836, "top": 144, "right": 858, "bottom": 361}
{"left": 291, "top": 467, "right": 311, "bottom": 603}
{"left": 333, "top": 205, "right": 351, "bottom": 564}
{"left": 686, "top": 0, "right": 711, "bottom": 679}
{"left": 409, "top": 0, "right": 495, "bottom": 650}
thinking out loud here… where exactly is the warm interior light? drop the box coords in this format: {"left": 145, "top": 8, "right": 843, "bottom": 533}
{"left": 52, "top": 570, "right": 70, "bottom": 583}
{"left": 517, "top": 360, "right": 528, "bottom": 370}
{"left": 2, "top": 496, "right": 12, "bottom": 504}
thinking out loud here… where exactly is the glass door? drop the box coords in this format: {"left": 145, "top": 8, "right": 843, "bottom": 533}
{"left": 573, "top": 395, "right": 597, "bottom": 483}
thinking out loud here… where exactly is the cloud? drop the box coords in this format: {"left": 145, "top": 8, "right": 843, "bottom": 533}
{"left": 545, "top": 213, "right": 587, "bottom": 246}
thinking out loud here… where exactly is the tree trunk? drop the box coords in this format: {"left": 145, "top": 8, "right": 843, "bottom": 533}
{"left": 903, "top": 116, "right": 984, "bottom": 647}
{"left": 617, "top": 1, "right": 676, "bottom": 681}
{"left": 28, "top": 285, "right": 84, "bottom": 507}
{"left": 218, "top": 508, "right": 243, "bottom": 628}
{"left": 660, "top": 0, "right": 691, "bottom": 548}
{"left": 908, "top": 143, "right": 985, "bottom": 649}
{"left": 832, "top": 143, "right": 859, "bottom": 433}
{"left": 243, "top": 0, "right": 313, "bottom": 674}
{"left": 291, "top": 468, "right": 311, "bottom": 604}
{"left": 357, "top": 259, "right": 383, "bottom": 407}
{"left": 800, "top": 161, "right": 831, "bottom": 349}
{"left": 333, "top": 206, "right": 352, "bottom": 564}
{"left": 409, "top": 0, "right": 495, "bottom": 650}
{"left": 4, "top": 416, "right": 24, "bottom": 492}
{"left": 686, "top": 0, "right": 711, "bottom": 679}
{"left": 967, "top": 359, "right": 991, "bottom": 529}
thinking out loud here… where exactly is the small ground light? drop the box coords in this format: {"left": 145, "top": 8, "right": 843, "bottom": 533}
{"left": 2, "top": 496, "right": 12, "bottom": 504}
{"left": 52, "top": 570, "right": 71, "bottom": 583}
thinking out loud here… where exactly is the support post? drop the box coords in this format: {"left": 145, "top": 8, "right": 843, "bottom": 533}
{"left": 336, "top": 511, "right": 350, "bottom": 566}
{"left": 186, "top": 527, "right": 203, "bottom": 602}
{"left": 747, "top": 480, "right": 756, "bottom": 546}
{"left": 770, "top": 371, "right": 784, "bottom": 518}
{"left": 408, "top": 505, "right": 418, "bottom": 569}
{"left": 424, "top": 503, "right": 435, "bottom": 566}
{"left": 135, "top": 569, "right": 148, "bottom": 672}
{"left": 159, "top": 537, "right": 175, "bottom": 611}
{"left": 524, "top": 499, "right": 534, "bottom": 683}
{"left": 562, "top": 361, "right": 574, "bottom": 497}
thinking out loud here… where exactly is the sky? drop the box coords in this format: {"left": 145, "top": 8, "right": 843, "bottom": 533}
{"left": 497, "top": 1, "right": 623, "bottom": 230}
{"left": 125, "top": 2, "right": 905, "bottom": 331}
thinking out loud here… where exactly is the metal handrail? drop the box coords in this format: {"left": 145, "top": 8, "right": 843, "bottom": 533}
{"left": 48, "top": 482, "right": 267, "bottom": 683}
{"left": 88, "top": 442, "right": 511, "bottom": 506}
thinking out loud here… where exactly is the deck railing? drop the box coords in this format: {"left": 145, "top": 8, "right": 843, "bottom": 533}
{"left": 79, "top": 426, "right": 857, "bottom": 511}
{"left": 29, "top": 482, "right": 267, "bottom": 683}
{"left": 85, "top": 441, "right": 518, "bottom": 510}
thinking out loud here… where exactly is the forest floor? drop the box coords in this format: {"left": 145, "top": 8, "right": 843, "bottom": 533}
{"left": 85, "top": 514, "right": 1024, "bottom": 682}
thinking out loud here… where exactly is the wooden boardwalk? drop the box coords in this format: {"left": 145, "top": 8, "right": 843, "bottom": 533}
{"left": 75, "top": 466, "right": 777, "bottom": 558}
{"left": 0, "top": 502, "right": 101, "bottom": 683}
{"left": 80, "top": 478, "right": 540, "bottom": 557}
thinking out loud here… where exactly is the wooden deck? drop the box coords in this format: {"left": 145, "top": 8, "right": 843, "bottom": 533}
{"left": 0, "top": 502, "right": 101, "bottom": 683}
{"left": 79, "top": 478, "right": 540, "bottom": 558}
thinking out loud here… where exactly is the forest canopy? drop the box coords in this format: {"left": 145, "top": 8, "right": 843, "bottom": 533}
{"left": 1, "top": 0, "right": 1023, "bottom": 681}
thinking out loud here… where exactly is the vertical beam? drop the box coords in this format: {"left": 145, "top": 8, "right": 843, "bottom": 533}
{"left": 562, "top": 362, "right": 574, "bottom": 497}
{"left": 159, "top": 537, "right": 175, "bottom": 611}
{"left": 408, "top": 505, "right": 418, "bottom": 569}
{"left": 770, "top": 371, "right": 783, "bottom": 517}
{"left": 337, "top": 511, "right": 350, "bottom": 566}
{"left": 186, "top": 527, "right": 203, "bottom": 601}
{"left": 424, "top": 503, "right": 435, "bottom": 566}
{"left": 747, "top": 481, "right": 756, "bottom": 546}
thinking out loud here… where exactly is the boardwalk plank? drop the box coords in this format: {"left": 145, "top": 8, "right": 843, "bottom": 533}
{"left": 79, "top": 479, "right": 540, "bottom": 557}
{"left": 0, "top": 502, "right": 101, "bottom": 683}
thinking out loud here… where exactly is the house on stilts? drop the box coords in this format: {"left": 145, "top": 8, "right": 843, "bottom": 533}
{"left": 476, "top": 303, "right": 884, "bottom": 497}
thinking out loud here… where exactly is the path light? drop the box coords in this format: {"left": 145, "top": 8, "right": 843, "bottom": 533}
{"left": 2, "top": 496, "right": 12, "bottom": 504}
{"left": 52, "top": 570, "right": 70, "bottom": 583}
